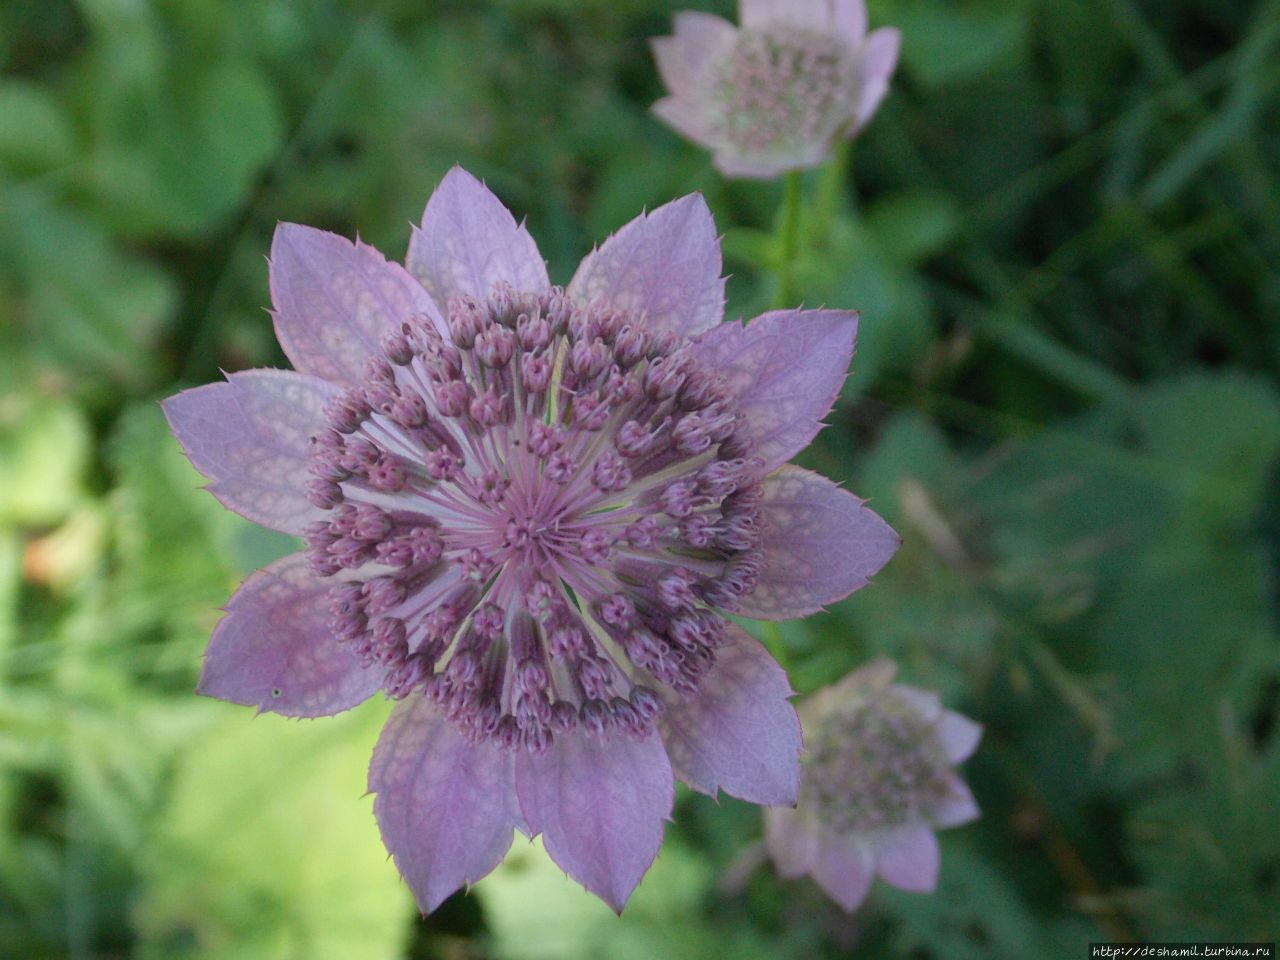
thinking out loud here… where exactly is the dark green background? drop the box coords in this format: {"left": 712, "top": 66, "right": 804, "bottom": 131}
{"left": 1, "top": 0, "right": 1277, "bottom": 956}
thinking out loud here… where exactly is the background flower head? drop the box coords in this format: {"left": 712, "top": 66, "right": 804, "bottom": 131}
{"left": 162, "top": 166, "right": 899, "bottom": 914}
{"left": 651, "top": 0, "right": 901, "bottom": 178}
{"left": 765, "top": 659, "right": 981, "bottom": 912}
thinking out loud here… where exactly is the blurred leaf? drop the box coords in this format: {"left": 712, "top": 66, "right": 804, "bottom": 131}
{"left": 485, "top": 837, "right": 778, "bottom": 960}
{"left": 864, "top": 190, "right": 961, "bottom": 264}
{"left": 1125, "top": 728, "right": 1280, "bottom": 939}
{"left": 883, "top": 844, "right": 1088, "bottom": 959}
{"left": 134, "top": 698, "right": 411, "bottom": 960}
{"left": 792, "top": 213, "right": 934, "bottom": 394}
{"left": 75, "top": 56, "right": 283, "bottom": 238}
{"left": 106, "top": 400, "right": 247, "bottom": 654}
{"left": 1127, "top": 372, "right": 1280, "bottom": 525}
{"left": 0, "top": 80, "right": 76, "bottom": 173}
{"left": 0, "top": 391, "right": 89, "bottom": 527}
{"left": 0, "top": 187, "right": 177, "bottom": 393}
{"left": 889, "top": 0, "right": 1028, "bottom": 87}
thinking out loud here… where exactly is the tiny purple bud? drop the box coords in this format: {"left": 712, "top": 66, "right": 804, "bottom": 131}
{"left": 520, "top": 351, "right": 552, "bottom": 393}
{"left": 469, "top": 387, "right": 507, "bottom": 426}
{"left": 389, "top": 391, "right": 430, "bottom": 428}
{"left": 381, "top": 328, "right": 414, "bottom": 365}
{"left": 367, "top": 455, "right": 407, "bottom": 492}
{"left": 592, "top": 452, "right": 632, "bottom": 492}
{"left": 475, "top": 325, "right": 515, "bottom": 368}
{"left": 517, "top": 311, "right": 552, "bottom": 351}
{"left": 306, "top": 478, "right": 343, "bottom": 508}
{"left": 528, "top": 422, "right": 564, "bottom": 458}
{"left": 599, "top": 592, "right": 635, "bottom": 628}
{"left": 626, "top": 517, "right": 659, "bottom": 550}
{"left": 613, "top": 324, "right": 648, "bottom": 367}
{"left": 659, "top": 479, "right": 697, "bottom": 518}
{"left": 424, "top": 448, "right": 463, "bottom": 482}
{"left": 448, "top": 295, "right": 486, "bottom": 347}
{"left": 544, "top": 452, "right": 576, "bottom": 484}
{"left": 571, "top": 338, "right": 611, "bottom": 380}
{"left": 615, "top": 420, "right": 655, "bottom": 458}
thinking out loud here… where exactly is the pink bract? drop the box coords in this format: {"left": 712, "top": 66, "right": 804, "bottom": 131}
{"left": 651, "top": 0, "right": 901, "bottom": 178}
{"left": 764, "top": 659, "right": 981, "bottom": 912}
{"left": 162, "top": 166, "right": 899, "bottom": 914}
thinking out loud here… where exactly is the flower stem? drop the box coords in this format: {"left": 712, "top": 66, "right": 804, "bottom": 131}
{"left": 773, "top": 171, "right": 803, "bottom": 309}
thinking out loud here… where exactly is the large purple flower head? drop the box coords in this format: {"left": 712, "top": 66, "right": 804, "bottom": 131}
{"left": 651, "top": 0, "right": 902, "bottom": 178}
{"left": 162, "top": 167, "right": 899, "bottom": 914}
{"left": 765, "top": 660, "right": 981, "bottom": 912}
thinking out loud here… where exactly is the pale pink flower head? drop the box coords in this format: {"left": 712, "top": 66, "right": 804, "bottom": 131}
{"left": 651, "top": 0, "right": 902, "bottom": 178}
{"left": 765, "top": 659, "right": 981, "bottom": 912}
{"left": 162, "top": 167, "right": 899, "bottom": 915}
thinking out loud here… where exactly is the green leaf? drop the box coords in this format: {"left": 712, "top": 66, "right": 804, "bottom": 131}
{"left": 485, "top": 837, "right": 779, "bottom": 960}
{"left": 889, "top": 0, "right": 1029, "bottom": 87}
{"left": 0, "top": 80, "right": 75, "bottom": 172}
{"left": 106, "top": 401, "right": 250, "bottom": 648}
{"left": 883, "top": 843, "right": 1090, "bottom": 959}
{"left": 0, "top": 392, "right": 89, "bottom": 527}
{"left": 134, "top": 699, "right": 412, "bottom": 960}
{"left": 864, "top": 190, "right": 961, "bottom": 264}
{"left": 1127, "top": 372, "right": 1280, "bottom": 525}
{"left": 75, "top": 58, "right": 282, "bottom": 238}
{"left": 0, "top": 188, "right": 177, "bottom": 392}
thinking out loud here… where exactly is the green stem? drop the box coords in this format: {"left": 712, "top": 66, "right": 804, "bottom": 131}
{"left": 773, "top": 171, "right": 803, "bottom": 309}
{"left": 816, "top": 140, "right": 853, "bottom": 224}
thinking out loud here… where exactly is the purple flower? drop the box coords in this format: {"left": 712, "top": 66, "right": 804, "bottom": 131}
{"left": 764, "top": 659, "right": 981, "bottom": 912}
{"left": 162, "top": 167, "right": 899, "bottom": 914}
{"left": 651, "top": 0, "right": 901, "bottom": 179}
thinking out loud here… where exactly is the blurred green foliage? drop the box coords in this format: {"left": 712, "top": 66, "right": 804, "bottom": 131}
{"left": 1, "top": 0, "right": 1277, "bottom": 957}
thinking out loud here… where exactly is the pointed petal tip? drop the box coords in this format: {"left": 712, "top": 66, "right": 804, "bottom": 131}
{"left": 661, "top": 628, "right": 801, "bottom": 806}
{"left": 515, "top": 729, "right": 673, "bottom": 914}
{"left": 567, "top": 191, "right": 725, "bottom": 340}
{"left": 874, "top": 825, "right": 940, "bottom": 892}
{"left": 370, "top": 696, "right": 520, "bottom": 916}
{"left": 198, "top": 553, "right": 385, "bottom": 717}
{"left": 737, "top": 466, "right": 900, "bottom": 620}
{"left": 692, "top": 309, "right": 858, "bottom": 471}
{"left": 409, "top": 165, "right": 549, "bottom": 305}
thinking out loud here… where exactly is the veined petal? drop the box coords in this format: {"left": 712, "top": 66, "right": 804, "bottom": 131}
{"left": 932, "top": 776, "right": 980, "bottom": 829}
{"left": 369, "top": 694, "right": 521, "bottom": 914}
{"left": 198, "top": 552, "right": 385, "bottom": 717}
{"left": 567, "top": 193, "right": 725, "bottom": 340}
{"left": 763, "top": 806, "right": 821, "bottom": 877}
{"left": 651, "top": 96, "right": 718, "bottom": 151}
{"left": 407, "top": 166, "right": 549, "bottom": 306}
{"left": 873, "top": 823, "right": 940, "bottom": 892}
{"left": 853, "top": 27, "right": 901, "bottom": 132}
{"left": 691, "top": 308, "right": 857, "bottom": 471}
{"left": 832, "top": 0, "right": 870, "bottom": 46}
{"left": 936, "top": 709, "right": 983, "bottom": 764}
{"left": 740, "top": 0, "right": 848, "bottom": 33}
{"left": 270, "top": 223, "right": 442, "bottom": 385}
{"left": 515, "top": 729, "right": 674, "bottom": 913}
{"left": 811, "top": 830, "right": 876, "bottom": 912}
{"left": 651, "top": 12, "right": 738, "bottom": 99}
{"left": 659, "top": 627, "right": 800, "bottom": 804}
{"left": 161, "top": 369, "right": 338, "bottom": 536}
{"left": 737, "top": 465, "right": 900, "bottom": 620}
{"left": 714, "top": 148, "right": 825, "bottom": 180}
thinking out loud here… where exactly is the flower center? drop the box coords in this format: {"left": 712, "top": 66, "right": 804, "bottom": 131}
{"left": 302, "top": 283, "right": 766, "bottom": 752}
{"left": 804, "top": 693, "right": 954, "bottom": 833}
{"left": 714, "top": 26, "right": 857, "bottom": 154}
